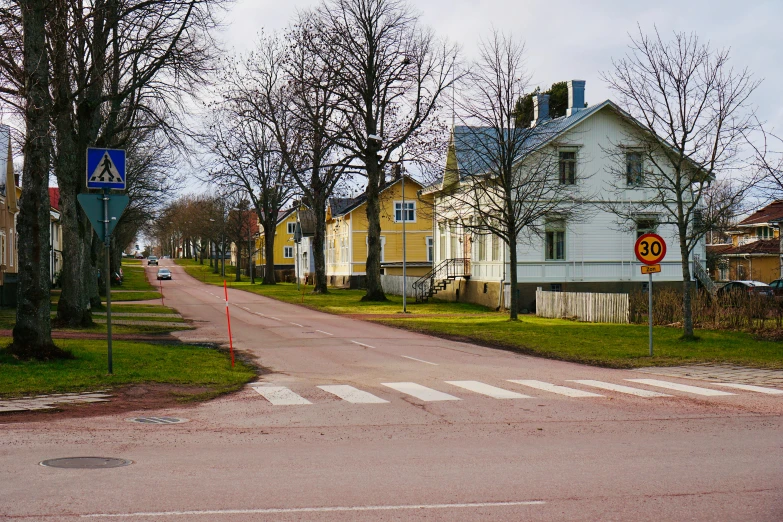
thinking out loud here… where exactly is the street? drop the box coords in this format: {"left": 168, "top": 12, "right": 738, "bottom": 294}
{"left": 1, "top": 259, "right": 782, "bottom": 521}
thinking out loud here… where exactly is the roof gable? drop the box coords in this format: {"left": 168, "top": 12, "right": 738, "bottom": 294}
{"left": 738, "top": 201, "right": 783, "bottom": 227}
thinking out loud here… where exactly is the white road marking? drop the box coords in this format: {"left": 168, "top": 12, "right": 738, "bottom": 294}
{"left": 318, "top": 385, "right": 389, "bottom": 404}
{"left": 351, "top": 340, "right": 376, "bottom": 349}
{"left": 710, "top": 383, "right": 783, "bottom": 395}
{"left": 81, "top": 500, "right": 545, "bottom": 518}
{"left": 446, "top": 381, "right": 532, "bottom": 399}
{"left": 315, "top": 330, "right": 333, "bottom": 336}
{"left": 401, "top": 355, "right": 439, "bottom": 366}
{"left": 267, "top": 316, "right": 281, "bottom": 321}
{"left": 568, "top": 380, "right": 670, "bottom": 397}
{"left": 507, "top": 380, "right": 603, "bottom": 398}
{"left": 290, "top": 322, "right": 304, "bottom": 327}
{"left": 251, "top": 386, "right": 311, "bottom": 405}
{"left": 625, "top": 379, "right": 735, "bottom": 396}
{"left": 381, "top": 382, "right": 461, "bottom": 401}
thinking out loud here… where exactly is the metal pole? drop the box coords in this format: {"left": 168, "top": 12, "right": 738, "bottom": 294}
{"left": 648, "top": 272, "right": 653, "bottom": 357}
{"left": 248, "top": 233, "right": 253, "bottom": 284}
{"left": 103, "top": 189, "right": 113, "bottom": 374}
{"left": 401, "top": 156, "right": 407, "bottom": 313}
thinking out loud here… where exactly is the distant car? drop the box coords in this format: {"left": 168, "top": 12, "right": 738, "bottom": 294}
{"left": 156, "top": 268, "right": 171, "bottom": 280}
{"left": 148, "top": 256, "right": 158, "bottom": 266}
{"left": 135, "top": 253, "right": 144, "bottom": 259}
{"left": 716, "top": 280, "right": 773, "bottom": 298}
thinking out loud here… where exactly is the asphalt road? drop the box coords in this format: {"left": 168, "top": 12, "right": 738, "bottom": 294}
{"left": 1, "top": 259, "right": 782, "bottom": 521}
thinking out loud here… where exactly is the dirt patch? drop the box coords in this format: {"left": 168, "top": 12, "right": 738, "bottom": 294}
{"left": 0, "top": 383, "right": 234, "bottom": 424}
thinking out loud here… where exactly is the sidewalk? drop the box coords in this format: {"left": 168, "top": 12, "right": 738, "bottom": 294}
{"left": 635, "top": 364, "right": 783, "bottom": 387}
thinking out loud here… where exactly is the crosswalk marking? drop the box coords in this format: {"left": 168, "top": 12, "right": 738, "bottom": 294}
{"left": 252, "top": 386, "right": 312, "bottom": 405}
{"left": 568, "top": 380, "right": 670, "bottom": 397}
{"left": 318, "top": 385, "right": 389, "bottom": 404}
{"left": 710, "top": 383, "right": 783, "bottom": 395}
{"left": 625, "top": 379, "right": 735, "bottom": 396}
{"left": 507, "top": 380, "right": 603, "bottom": 398}
{"left": 446, "top": 381, "right": 532, "bottom": 399}
{"left": 381, "top": 382, "right": 461, "bottom": 402}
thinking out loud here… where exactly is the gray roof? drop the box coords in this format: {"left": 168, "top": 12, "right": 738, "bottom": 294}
{"left": 329, "top": 195, "right": 365, "bottom": 217}
{"left": 451, "top": 101, "right": 611, "bottom": 179}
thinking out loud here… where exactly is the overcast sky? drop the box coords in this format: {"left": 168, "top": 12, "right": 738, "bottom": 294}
{"left": 220, "top": 0, "right": 783, "bottom": 133}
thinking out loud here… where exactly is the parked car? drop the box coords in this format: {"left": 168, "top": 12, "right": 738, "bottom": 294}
{"left": 768, "top": 279, "right": 783, "bottom": 297}
{"left": 156, "top": 268, "right": 171, "bottom": 280}
{"left": 148, "top": 256, "right": 158, "bottom": 266}
{"left": 716, "top": 280, "right": 774, "bottom": 298}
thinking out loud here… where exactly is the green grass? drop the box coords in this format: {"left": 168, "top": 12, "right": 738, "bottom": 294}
{"left": 178, "top": 257, "right": 783, "bottom": 370}
{"left": 107, "top": 291, "right": 162, "bottom": 302}
{"left": 101, "top": 304, "right": 179, "bottom": 315}
{"left": 118, "top": 264, "right": 156, "bottom": 291}
{"left": 0, "top": 337, "right": 256, "bottom": 397}
{"left": 122, "top": 258, "right": 143, "bottom": 266}
{"left": 374, "top": 315, "right": 783, "bottom": 369}
{"left": 176, "top": 258, "right": 489, "bottom": 316}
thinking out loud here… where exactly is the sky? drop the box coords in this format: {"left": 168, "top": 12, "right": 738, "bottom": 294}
{"left": 219, "top": 0, "right": 783, "bottom": 134}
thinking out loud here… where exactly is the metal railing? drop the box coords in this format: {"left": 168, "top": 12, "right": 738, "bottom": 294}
{"left": 412, "top": 258, "right": 470, "bottom": 303}
{"left": 693, "top": 254, "right": 717, "bottom": 295}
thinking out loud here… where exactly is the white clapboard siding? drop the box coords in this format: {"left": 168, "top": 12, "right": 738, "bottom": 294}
{"left": 535, "top": 289, "right": 629, "bottom": 324}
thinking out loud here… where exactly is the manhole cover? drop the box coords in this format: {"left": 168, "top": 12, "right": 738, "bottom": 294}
{"left": 126, "top": 416, "right": 188, "bottom": 425}
{"left": 40, "top": 457, "right": 132, "bottom": 469}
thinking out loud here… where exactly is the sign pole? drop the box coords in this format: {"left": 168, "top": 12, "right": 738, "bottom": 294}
{"left": 103, "top": 188, "right": 113, "bottom": 374}
{"left": 648, "top": 272, "right": 653, "bottom": 357}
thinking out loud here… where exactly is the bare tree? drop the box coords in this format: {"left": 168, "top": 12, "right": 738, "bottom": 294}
{"left": 8, "top": 0, "right": 68, "bottom": 358}
{"left": 310, "top": 0, "right": 456, "bottom": 301}
{"left": 230, "top": 28, "right": 346, "bottom": 294}
{"left": 602, "top": 27, "right": 760, "bottom": 338}
{"left": 200, "top": 98, "right": 296, "bottom": 284}
{"left": 435, "top": 33, "right": 587, "bottom": 320}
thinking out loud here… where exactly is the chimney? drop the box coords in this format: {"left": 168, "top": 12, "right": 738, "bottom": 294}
{"left": 566, "top": 80, "right": 586, "bottom": 117}
{"left": 531, "top": 93, "right": 550, "bottom": 127}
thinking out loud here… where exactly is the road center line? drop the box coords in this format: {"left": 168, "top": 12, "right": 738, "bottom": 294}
{"left": 290, "top": 322, "right": 304, "bottom": 327}
{"left": 315, "top": 330, "right": 333, "bottom": 336}
{"left": 401, "top": 355, "right": 438, "bottom": 366}
{"left": 81, "top": 500, "right": 545, "bottom": 518}
{"left": 351, "top": 340, "right": 376, "bottom": 349}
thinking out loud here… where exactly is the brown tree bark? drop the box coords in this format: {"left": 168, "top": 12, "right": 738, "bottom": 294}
{"left": 10, "top": 0, "right": 69, "bottom": 359}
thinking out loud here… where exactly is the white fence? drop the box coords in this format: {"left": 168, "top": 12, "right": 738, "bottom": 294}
{"left": 380, "top": 275, "right": 417, "bottom": 297}
{"left": 535, "top": 289, "right": 629, "bottom": 323}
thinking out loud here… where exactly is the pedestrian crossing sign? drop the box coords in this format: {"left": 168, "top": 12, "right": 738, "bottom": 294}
{"left": 86, "top": 147, "right": 126, "bottom": 190}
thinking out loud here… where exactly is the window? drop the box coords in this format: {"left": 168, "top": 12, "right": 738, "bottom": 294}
{"left": 394, "top": 201, "right": 416, "bottom": 223}
{"left": 559, "top": 149, "right": 576, "bottom": 185}
{"left": 287, "top": 222, "right": 296, "bottom": 234}
{"left": 491, "top": 234, "right": 500, "bottom": 261}
{"left": 550, "top": 283, "right": 562, "bottom": 292}
{"left": 284, "top": 246, "right": 293, "bottom": 258}
{"left": 438, "top": 223, "right": 446, "bottom": 262}
{"left": 365, "top": 236, "right": 386, "bottom": 262}
{"left": 545, "top": 220, "right": 565, "bottom": 260}
{"left": 426, "top": 236, "right": 433, "bottom": 262}
{"left": 340, "top": 238, "right": 348, "bottom": 262}
{"left": 626, "top": 151, "right": 643, "bottom": 185}
{"left": 477, "top": 234, "right": 486, "bottom": 261}
{"left": 636, "top": 217, "right": 658, "bottom": 239}
{"left": 0, "top": 232, "right": 5, "bottom": 265}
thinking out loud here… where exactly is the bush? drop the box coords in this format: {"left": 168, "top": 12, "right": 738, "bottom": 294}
{"left": 630, "top": 287, "right": 783, "bottom": 332}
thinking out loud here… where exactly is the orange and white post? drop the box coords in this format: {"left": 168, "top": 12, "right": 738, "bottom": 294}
{"left": 224, "top": 280, "right": 235, "bottom": 367}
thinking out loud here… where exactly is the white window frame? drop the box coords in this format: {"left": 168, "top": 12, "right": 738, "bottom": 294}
{"left": 426, "top": 236, "right": 433, "bottom": 263}
{"left": 393, "top": 201, "right": 416, "bottom": 223}
{"left": 558, "top": 147, "right": 578, "bottom": 185}
{"left": 545, "top": 219, "right": 566, "bottom": 261}
{"left": 626, "top": 149, "right": 644, "bottom": 186}
{"left": 283, "top": 246, "right": 294, "bottom": 259}
{"left": 287, "top": 222, "right": 296, "bottom": 234}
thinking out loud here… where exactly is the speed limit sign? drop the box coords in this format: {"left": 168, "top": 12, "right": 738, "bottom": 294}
{"left": 634, "top": 233, "right": 666, "bottom": 265}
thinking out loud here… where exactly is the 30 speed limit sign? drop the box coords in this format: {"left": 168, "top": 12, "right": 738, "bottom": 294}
{"left": 634, "top": 233, "right": 666, "bottom": 265}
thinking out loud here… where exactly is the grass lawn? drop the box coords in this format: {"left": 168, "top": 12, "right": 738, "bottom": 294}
{"left": 374, "top": 315, "right": 783, "bottom": 370}
{"left": 0, "top": 337, "right": 256, "bottom": 398}
{"left": 122, "top": 258, "right": 143, "bottom": 266}
{"left": 119, "top": 263, "right": 156, "bottom": 291}
{"left": 178, "top": 257, "right": 783, "bottom": 370}
{"left": 176, "top": 258, "right": 489, "bottom": 316}
{"left": 107, "top": 291, "right": 162, "bottom": 301}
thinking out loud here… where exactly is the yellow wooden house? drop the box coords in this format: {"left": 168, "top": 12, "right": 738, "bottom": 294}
{"left": 255, "top": 207, "right": 299, "bottom": 271}
{"left": 325, "top": 175, "right": 434, "bottom": 288}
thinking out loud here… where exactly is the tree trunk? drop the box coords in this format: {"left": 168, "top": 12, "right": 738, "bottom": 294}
{"left": 234, "top": 242, "right": 241, "bottom": 282}
{"left": 312, "top": 200, "right": 328, "bottom": 294}
{"left": 508, "top": 232, "right": 519, "bottom": 321}
{"left": 362, "top": 152, "right": 386, "bottom": 301}
{"left": 679, "top": 234, "right": 695, "bottom": 338}
{"left": 10, "top": 0, "right": 66, "bottom": 359}
{"left": 263, "top": 225, "right": 276, "bottom": 285}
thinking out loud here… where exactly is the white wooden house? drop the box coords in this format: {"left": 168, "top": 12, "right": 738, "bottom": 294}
{"left": 423, "top": 80, "right": 706, "bottom": 311}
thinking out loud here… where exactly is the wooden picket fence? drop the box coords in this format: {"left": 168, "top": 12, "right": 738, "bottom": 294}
{"left": 535, "top": 289, "right": 629, "bottom": 324}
